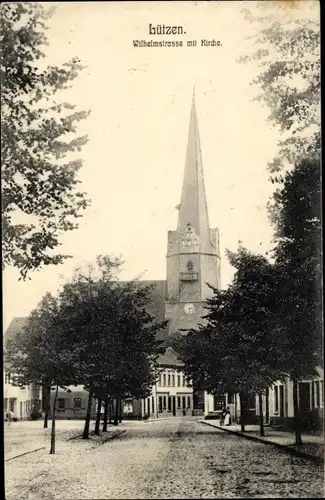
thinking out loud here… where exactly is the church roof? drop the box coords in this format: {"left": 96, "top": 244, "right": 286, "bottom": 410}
{"left": 4, "top": 280, "right": 169, "bottom": 344}
{"left": 177, "top": 92, "right": 211, "bottom": 251}
{"left": 136, "top": 280, "right": 169, "bottom": 340}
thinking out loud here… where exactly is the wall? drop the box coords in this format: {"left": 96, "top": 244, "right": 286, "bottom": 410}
{"left": 50, "top": 386, "right": 96, "bottom": 420}
{"left": 4, "top": 371, "right": 41, "bottom": 420}
{"left": 267, "top": 370, "right": 324, "bottom": 431}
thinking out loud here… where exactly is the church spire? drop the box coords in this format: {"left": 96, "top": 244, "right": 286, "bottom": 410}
{"left": 177, "top": 92, "right": 210, "bottom": 242}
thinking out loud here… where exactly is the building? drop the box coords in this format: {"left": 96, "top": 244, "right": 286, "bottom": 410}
{"left": 259, "top": 370, "right": 324, "bottom": 432}
{"left": 4, "top": 317, "right": 42, "bottom": 420}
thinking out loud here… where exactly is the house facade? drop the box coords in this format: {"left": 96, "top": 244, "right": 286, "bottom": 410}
{"left": 261, "top": 369, "right": 324, "bottom": 431}
{"left": 4, "top": 317, "right": 42, "bottom": 420}
{"left": 204, "top": 368, "right": 324, "bottom": 432}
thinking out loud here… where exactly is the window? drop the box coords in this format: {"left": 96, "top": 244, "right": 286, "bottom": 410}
{"left": 182, "top": 376, "right": 186, "bottom": 387}
{"left": 279, "top": 385, "right": 284, "bottom": 416}
{"left": 157, "top": 375, "right": 161, "bottom": 387}
{"left": 152, "top": 396, "right": 155, "bottom": 414}
{"left": 168, "top": 397, "right": 171, "bottom": 412}
{"left": 228, "top": 392, "right": 234, "bottom": 404}
{"left": 163, "top": 374, "right": 166, "bottom": 387}
{"left": 171, "top": 374, "right": 175, "bottom": 386}
{"left": 73, "top": 398, "right": 82, "bottom": 409}
{"left": 177, "top": 374, "right": 181, "bottom": 387}
{"left": 167, "top": 374, "right": 171, "bottom": 386}
{"left": 4, "top": 398, "right": 8, "bottom": 411}
{"left": 320, "top": 380, "right": 324, "bottom": 406}
{"left": 159, "top": 396, "right": 163, "bottom": 412}
{"left": 177, "top": 396, "right": 181, "bottom": 408}
{"left": 314, "top": 381, "right": 320, "bottom": 407}
{"left": 20, "top": 402, "right": 22, "bottom": 417}
{"left": 187, "top": 260, "right": 194, "bottom": 271}
{"left": 58, "top": 398, "right": 65, "bottom": 410}
{"left": 5, "top": 373, "right": 11, "bottom": 384}
{"left": 187, "top": 396, "right": 191, "bottom": 408}
{"left": 163, "top": 396, "right": 167, "bottom": 410}
{"left": 311, "top": 381, "right": 315, "bottom": 408}
{"left": 182, "top": 396, "right": 186, "bottom": 409}
{"left": 299, "top": 382, "right": 311, "bottom": 411}
{"left": 274, "top": 386, "right": 279, "bottom": 413}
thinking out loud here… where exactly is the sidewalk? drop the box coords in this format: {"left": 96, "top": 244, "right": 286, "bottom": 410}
{"left": 200, "top": 420, "right": 324, "bottom": 463}
{"left": 4, "top": 419, "right": 118, "bottom": 460}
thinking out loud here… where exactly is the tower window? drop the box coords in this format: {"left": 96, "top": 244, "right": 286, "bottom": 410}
{"left": 187, "top": 260, "right": 194, "bottom": 271}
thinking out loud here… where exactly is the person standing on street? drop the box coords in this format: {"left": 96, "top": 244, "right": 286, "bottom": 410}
{"left": 224, "top": 407, "right": 231, "bottom": 426}
{"left": 6, "top": 409, "right": 14, "bottom": 425}
{"left": 220, "top": 407, "right": 227, "bottom": 426}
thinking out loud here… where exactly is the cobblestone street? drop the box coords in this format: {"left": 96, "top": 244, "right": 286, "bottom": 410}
{"left": 5, "top": 418, "right": 323, "bottom": 499}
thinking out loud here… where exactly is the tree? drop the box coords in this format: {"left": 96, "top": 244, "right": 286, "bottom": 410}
{"left": 54, "top": 256, "right": 166, "bottom": 438}
{"left": 239, "top": 1, "right": 320, "bottom": 172}
{"left": 4, "top": 291, "right": 84, "bottom": 453}
{"left": 272, "top": 158, "right": 321, "bottom": 444}
{"left": 239, "top": 2, "right": 321, "bottom": 444}
{"left": 1, "top": 2, "right": 90, "bottom": 279}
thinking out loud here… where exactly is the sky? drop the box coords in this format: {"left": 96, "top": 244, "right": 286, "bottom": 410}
{"left": 3, "top": 0, "right": 318, "bottom": 330}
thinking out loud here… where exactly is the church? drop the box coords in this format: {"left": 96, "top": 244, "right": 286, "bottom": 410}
{"left": 129, "top": 92, "right": 222, "bottom": 419}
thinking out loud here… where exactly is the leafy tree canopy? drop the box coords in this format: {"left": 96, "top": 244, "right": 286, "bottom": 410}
{"left": 239, "top": 1, "right": 320, "bottom": 172}
{"left": 1, "top": 2, "right": 91, "bottom": 278}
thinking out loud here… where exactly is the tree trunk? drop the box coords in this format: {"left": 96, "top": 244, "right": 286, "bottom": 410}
{"left": 103, "top": 400, "right": 109, "bottom": 432}
{"left": 109, "top": 399, "right": 112, "bottom": 424}
{"left": 83, "top": 388, "right": 93, "bottom": 439}
{"left": 43, "top": 383, "right": 50, "bottom": 429}
{"left": 258, "top": 393, "right": 265, "bottom": 437}
{"left": 113, "top": 398, "right": 119, "bottom": 426}
{"left": 239, "top": 393, "right": 246, "bottom": 432}
{"left": 118, "top": 398, "right": 123, "bottom": 423}
{"left": 265, "top": 387, "right": 269, "bottom": 424}
{"left": 293, "top": 378, "right": 302, "bottom": 445}
{"left": 49, "top": 385, "right": 58, "bottom": 454}
{"left": 94, "top": 398, "right": 102, "bottom": 435}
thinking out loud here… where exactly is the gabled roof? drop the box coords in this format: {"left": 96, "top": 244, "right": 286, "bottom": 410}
{"left": 157, "top": 347, "right": 184, "bottom": 368}
{"left": 4, "top": 317, "right": 28, "bottom": 342}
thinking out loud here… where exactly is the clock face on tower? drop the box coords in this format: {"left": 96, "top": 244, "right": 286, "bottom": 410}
{"left": 184, "top": 303, "right": 195, "bottom": 315}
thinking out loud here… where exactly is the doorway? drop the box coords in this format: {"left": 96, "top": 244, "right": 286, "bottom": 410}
{"left": 172, "top": 396, "right": 176, "bottom": 416}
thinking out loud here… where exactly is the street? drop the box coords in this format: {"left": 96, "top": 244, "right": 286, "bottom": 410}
{"left": 5, "top": 418, "right": 323, "bottom": 499}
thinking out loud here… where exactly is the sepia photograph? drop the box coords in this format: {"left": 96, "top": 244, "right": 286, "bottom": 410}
{"left": 2, "top": 1, "right": 322, "bottom": 498}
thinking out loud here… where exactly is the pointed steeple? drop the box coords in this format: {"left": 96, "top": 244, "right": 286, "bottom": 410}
{"left": 177, "top": 92, "right": 210, "bottom": 242}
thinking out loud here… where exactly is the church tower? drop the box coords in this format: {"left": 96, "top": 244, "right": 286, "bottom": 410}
{"left": 165, "top": 92, "right": 221, "bottom": 335}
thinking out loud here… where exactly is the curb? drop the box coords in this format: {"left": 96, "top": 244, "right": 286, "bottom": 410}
{"left": 199, "top": 421, "right": 324, "bottom": 465}
{"left": 5, "top": 446, "right": 45, "bottom": 462}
